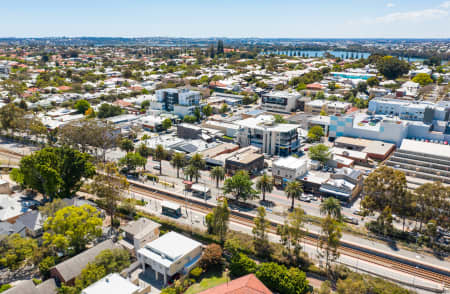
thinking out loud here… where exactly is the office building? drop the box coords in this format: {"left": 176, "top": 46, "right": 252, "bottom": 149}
{"left": 152, "top": 88, "right": 201, "bottom": 117}
{"left": 261, "top": 91, "right": 301, "bottom": 113}
{"left": 236, "top": 115, "right": 300, "bottom": 156}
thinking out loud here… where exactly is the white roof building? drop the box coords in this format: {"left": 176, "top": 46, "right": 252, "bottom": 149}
{"left": 81, "top": 273, "right": 141, "bottom": 294}
{"left": 137, "top": 231, "right": 203, "bottom": 285}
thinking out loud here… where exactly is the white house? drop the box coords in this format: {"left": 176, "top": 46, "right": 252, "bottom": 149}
{"left": 272, "top": 156, "right": 308, "bottom": 186}
{"left": 81, "top": 273, "right": 146, "bottom": 294}
{"left": 137, "top": 231, "right": 202, "bottom": 285}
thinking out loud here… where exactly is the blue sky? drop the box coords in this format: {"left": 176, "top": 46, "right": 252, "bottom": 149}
{"left": 1, "top": 0, "right": 449, "bottom": 38}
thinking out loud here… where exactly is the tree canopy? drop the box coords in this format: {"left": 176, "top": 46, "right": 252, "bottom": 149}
{"left": 376, "top": 56, "right": 409, "bottom": 80}
{"left": 12, "top": 146, "right": 95, "bottom": 200}
{"left": 223, "top": 170, "right": 257, "bottom": 202}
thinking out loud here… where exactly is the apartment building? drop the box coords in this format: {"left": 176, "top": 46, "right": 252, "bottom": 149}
{"left": 261, "top": 91, "right": 301, "bottom": 113}
{"left": 235, "top": 115, "right": 300, "bottom": 156}
{"left": 152, "top": 88, "right": 201, "bottom": 117}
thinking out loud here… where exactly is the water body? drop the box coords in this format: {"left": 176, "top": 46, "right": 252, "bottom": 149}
{"left": 261, "top": 50, "right": 425, "bottom": 62}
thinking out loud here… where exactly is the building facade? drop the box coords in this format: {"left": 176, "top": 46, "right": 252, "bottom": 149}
{"left": 261, "top": 91, "right": 300, "bottom": 113}
{"left": 236, "top": 115, "right": 300, "bottom": 156}
{"left": 272, "top": 156, "right": 308, "bottom": 186}
{"left": 152, "top": 88, "right": 201, "bottom": 117}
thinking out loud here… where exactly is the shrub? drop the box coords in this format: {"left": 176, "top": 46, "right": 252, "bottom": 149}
{"left": 0, "top": 284, "right": 12, "bottom": 293}
{"left": 32, "top": 279, "right": 42, "bottom": 285}
{"left": 190, "top": 267, "right": 203, "bottom": 280}
{"left": 256, "top": 262, "right": 309, "bottom": 294}
{"left": 145, "top": 173, "right": 159, "bottom": 182}
{"left": 199, "top": 244, "right": 223, "bottom": 270}
{"left": 39, "top": 256, "right": 56, "bottom": 279}
{"left": 229, "top": 253, "right": 257, "bottom": 278}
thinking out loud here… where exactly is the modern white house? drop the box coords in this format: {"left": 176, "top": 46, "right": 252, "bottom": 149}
{"left": 81, "top": 273, "right": 147, "bottom": 294}
{"left": 137, "top": 231, "right": 202, "bottom": 285}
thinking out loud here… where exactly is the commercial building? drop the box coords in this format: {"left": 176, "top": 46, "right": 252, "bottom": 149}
{"left": 385, "top": 139, "right": 450, "bottom": 186}
{"left": 236, "top": 115, "right": 301, "bottom": 156}
{"left": 137, "top": 231, "right": 202, "bottom": 285}
{"left": 333, "top": 136, "right": 395, "bottom": 161}
{"left": 152, "top": 88, "right": 201, "bottom": 117}
{"left": 260, "top": 91, "right": 301, "bottom": 113}
{"left": 225, "top": 146, "right": 264, "bottom": 175}
{"left": 305, "top": 100, "right": 351, "bottom": 115}
{"left": 272, "top": 156, "right": 308, "bottom": 186}
{"left": 120, "top": 218, "right": 161, "bottom": 251}
{"left": 319, "top": 167, "right": 363, "bottom": 202}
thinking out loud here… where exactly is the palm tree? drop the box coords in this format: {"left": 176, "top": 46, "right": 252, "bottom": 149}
{"left": 153, "top": 144, "right": 166, "bottom": 175}
{"left": 320, "top": 197, "right": 342, "bottom": 220}
{"left": 184, "top": 164, "right": 200, "bottom": 182}
{"left": 256, "top": 173, "right": 273, "bottom": 202}
{"left": 170, "top": 152, "right": 186, "bottom": 178}
{"left": 190, "top": 153, "right": 205, "bottom": 170}
{"left": 210, "top": 166, "right": 225, "bottom": 188}
{"left": 285, "top": 181, "right": 303, "bottom": 210}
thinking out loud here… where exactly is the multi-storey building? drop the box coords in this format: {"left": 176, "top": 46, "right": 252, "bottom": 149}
{"left": 235, "top": 115, "right": 300, "bottom": 156}
{"left": 152, "top": 88, "right": 201, "bottom": 117}
{"left": 261, "top": 91, "right": 300, "bottom": 113}
{"left": 305, "top": 100, "right": 351, "bottom": 115}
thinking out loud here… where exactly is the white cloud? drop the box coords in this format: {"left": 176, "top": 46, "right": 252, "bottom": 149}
{"left": 375, "top": 8, "right": 448, "bottom": 23}
{"left": 386, "top": 3, "right": 396, "bottom": 8}
{"left": 440, "top": 1, "right": 450, "bottom": 9}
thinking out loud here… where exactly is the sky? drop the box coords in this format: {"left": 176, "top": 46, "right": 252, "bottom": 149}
{"left": 1, "top": 0, "right": 449, "bottom": 38}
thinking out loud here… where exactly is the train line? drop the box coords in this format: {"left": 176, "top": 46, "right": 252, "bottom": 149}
{"left": 129, "top": 181, "right": 450, "bottom": 290}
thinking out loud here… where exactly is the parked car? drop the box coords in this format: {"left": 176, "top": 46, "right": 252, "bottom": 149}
{"left": 153, "top": 165, "right": 161, "bottom": 170}
{"left": 353, "top": 209, "right": 362, "bottom": 216}
{"left": 344, "top": 216, "right": 359, "bottom": 225}
{"left": 300, "top": 195, "right": 311, "bottom": 202}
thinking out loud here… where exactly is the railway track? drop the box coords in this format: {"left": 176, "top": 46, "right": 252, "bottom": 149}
{"left": 129, "top": 183, "right": 450, "bottom": 289}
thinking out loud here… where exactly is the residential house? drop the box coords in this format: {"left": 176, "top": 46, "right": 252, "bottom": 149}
{"left": 120, "top": 218, "right": 161, "bottom": 251}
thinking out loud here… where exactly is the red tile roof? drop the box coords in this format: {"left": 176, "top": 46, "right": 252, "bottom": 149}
{"left": 198, "top": 274, "right": 272, "bottom": 294}
{"left": 306, "top": 83, "right": 324, "bottom": 90}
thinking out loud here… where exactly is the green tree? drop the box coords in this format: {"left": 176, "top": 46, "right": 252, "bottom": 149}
{"left": 256, "top": 173, "right": 273, "bottom": 202}
{"left": 307, "top": 126, "right": 325, "bottom": 142}
{"left": 183, "top": 115, "right": 197, "bottom": 123}
{"left": 256, "top": 262, "right": 309, "bottom": 294}
{"left": 337, "top": 272, "right": 412, "bottom": 294}
{"left": 38, "top": 256, "right": 56, "bottom": 279}
{"left": 170, "top": 152, "right": 187, "bottom": 178}
{"left": 366, "top": 76, "right": 379, "bottom": 87}
{"left": 93, "top": 248, "right": 130, "bottom": 274}
{"left": 97, "top": 103, "right": 122, "bottom": 118}
{"left": 184, "top": 164, "right": 200, "bottom": 182}
{"left": 119, "top": 152, "right": 147, "bottom": 172}
{"left": 376, "top": 56, "right": 409, "bottom": 80}
{"left": 0, "top": 234, "right": 37, "bottom": 270}
{"left": 153, "top": 144, "right": 167, "bottom": 175}
{"left": 136, "top": 143, "right": 151, "bottom": 158}
{"left": 220, "top": 103, "right": 229, "bottom": 114}
{"left": 13, "top": 146, "right": 95, "bottom": 200}
{"left": 320, "top": 197, "right": 342, "bottom": 221}
{"left": 210, "top": 166, "right": 226, "bottom": 188}
{"left": 252, "top": 207, "right": 271, "bottom": 257}
{"left": 202, "top": 104, "right": 213, "bottom": 117}
{"left": 285, "top": 180, "right": 303, "bottom": 210}
{"left": 162, "top": 118, "right": 172, "bottom": 131}
{"left": 319, "top": 216, "right": 342, "bottom": 274}
{"left": 277, "top": 207, "right": 306, "bottom": 265}
{"left": 190, "top": 153, "right": 206, "bottom": 171}
{"left": 0, "top": 103, "right": 25, "bottom": 135}
{"left": 43, "top": 204, "right": 102, "bottom": 254}
{"left": 308, "top": 144, "right": 331, "bottom": 166}
{"left": 119, "top": 138, "right": 134, "bottom": 153}
{"left": 91, "top": 163, "right": 129, "bottom": 231}
{"left": 74, "top": 99, "right": 90, "bottom": 114}
{"left": 74, "top": 263, "right": 106, "bottom": 290}
{"left": 229, "top": 253, "right": 257, "bottom": 277}
{"left": 193, "top": 107, "right": 202, "bottom": 122}
{"left": 223, "top": 170, "right": 257, "bottom": 202}
{"left": 273, "top": 114, "right": 287, "bottom": 123}
{"left": 412, "top": 73, "right": 433, "bottom": 86}
{"left": 205, "top": 199, "right": 230, "bottom": 243}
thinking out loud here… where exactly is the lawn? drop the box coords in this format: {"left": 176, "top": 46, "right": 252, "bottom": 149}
{"left": 184, "top": 270, "right": 229, "bottom": 294}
